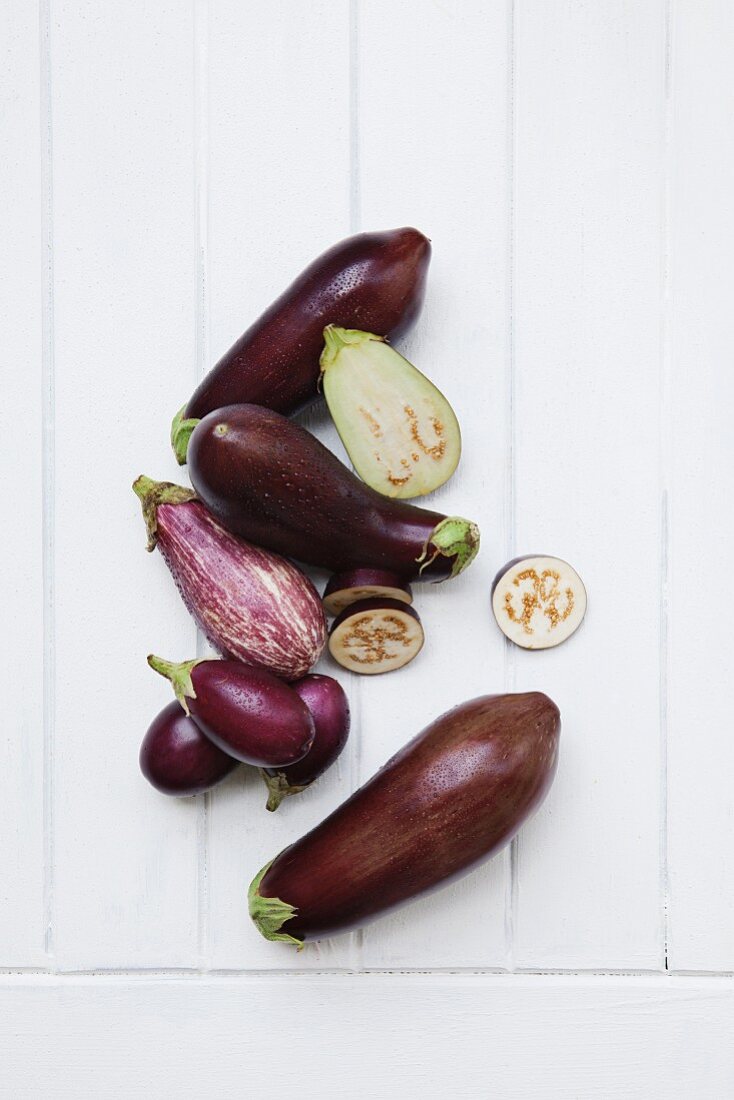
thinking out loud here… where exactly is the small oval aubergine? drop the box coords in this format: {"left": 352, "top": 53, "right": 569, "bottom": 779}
{"left": 188, "top": 405, "right": 480, "bottom": 582}
{"left": 140, "top": 701, "right": 238, "bottom": 796}
{"left": 148, "top": 656, "right": 315, "bottom": 768}
{"left": 171, "top": 228, "right": 431, "bottom": 462}
{"left": 133, "top": 476, "right": 326, "bottom": 681}
{"left": 260, "top": 674, "right": 351, "bottom": 811}
{"left": 249, "top": 692, "right": 560, "bottom": 945}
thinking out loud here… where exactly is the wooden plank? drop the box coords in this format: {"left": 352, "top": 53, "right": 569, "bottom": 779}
{"left": 203, "top": 0, "right": 357, "bottom": 970}
{"left": 666, "top": 0, "right": 734, "bottom": 971}
{"left": 1, "top": 974, "right": 732, "bottom": 1098}
{"left": 0, "top": 0, "right": 46, "bottom": 965}
{"left": 511, "top": 0, "right": 665, "bottom": 967}
{"left": 50, "top": 0, "right": 201, "bottom": 968}
{"left": 355, "top": 0, "right": 512, "bottom": 968}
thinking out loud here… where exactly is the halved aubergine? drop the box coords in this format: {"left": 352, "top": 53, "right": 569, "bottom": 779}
{"left": 319, "top": 326, "right": 461, "bottom": 499}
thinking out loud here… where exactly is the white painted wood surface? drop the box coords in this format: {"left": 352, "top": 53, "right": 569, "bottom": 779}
{"left": 2, "top": 0, "right": 733, "bottom": 1093}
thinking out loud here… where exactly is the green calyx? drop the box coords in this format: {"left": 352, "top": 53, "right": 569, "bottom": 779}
{"left": 417, "top": 516, "right": 481, "bottom": 580}
{"left": 248, "top": 861, "right": 303, "bottom": 948}
{"left": 260, "top": 769, "right": 308, "bottom": 813}
{"left": 132, "top": 475, "right": 197, "bottom": 551}
{"left": 170, "top": 405, "right": 201, "bottom": 466}
{"left": 319, "top": 325, "right": 384, "bottom": 374}
{"left": 147, "top": 654, "right": 201, "bottom": 715}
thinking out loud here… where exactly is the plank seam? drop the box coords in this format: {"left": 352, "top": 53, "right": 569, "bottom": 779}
{"left": 40, "top": 0, "right": 56, "bottom": 971}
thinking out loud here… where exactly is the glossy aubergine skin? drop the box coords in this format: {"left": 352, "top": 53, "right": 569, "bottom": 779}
{"left": 260, "top": 674, "right": 351, "bottom": 811}
{"left": 150, "top": 657, "right": 315, "bottom": 768}
{"left": 250, "top": 692, "right": 559, "bottom": 944}
{"left": 184, "top": 228, "right": 430, "bottom": 422}
{"left": 188, "top": 405, "right": 478, "bottom": 582}
{"left": 140, "top": 701, "right": 238, "bottom": 796}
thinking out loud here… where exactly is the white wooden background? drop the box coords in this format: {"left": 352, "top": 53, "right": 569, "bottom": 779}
{"left": 2, "top": 1, "right": 733, "bottom": 1095}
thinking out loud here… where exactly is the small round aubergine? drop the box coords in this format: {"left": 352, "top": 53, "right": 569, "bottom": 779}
{"left": 322, "top": 568, "right": 413, "bottom": 617}
{"left": 260, "top": 674, "right": 351, "bottom": 812}
{"left": 147, "top": 656, "right": 314, "bottom": 768}
{"left": 171, "top": 228, "right": 431, "bottom": 462}
{"left": 328, "top": 598, "right": 424, "bottom": 675}
{"left": 140, "top": 701, "right": 238, "bottom": 796}
{"left": 133, "top": 476, "right": 326, "bottom": 681}
{"left": 188, "top": 404, "right": 480, "bottom": 582}
{"left": 249, "top": 691, "right": 560, "bottom": 946}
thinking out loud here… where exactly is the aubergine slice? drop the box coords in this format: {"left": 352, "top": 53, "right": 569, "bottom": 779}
{"left": 491, "top": 555, "right": 587, "bottom": 650}
{"left": 328, "top": 598, "right": 424, "bottom": 675}
{"left": 322, "top": 569, "right": 413, "bottom": 617}
{"left": 319, "top": 326, "right": 461, "bottom": 499}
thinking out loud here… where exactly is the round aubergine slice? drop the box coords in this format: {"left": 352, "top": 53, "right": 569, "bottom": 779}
{"left": 328, "top": 597, "right": 424, "bottom": 675}
{"left": 322, "top": 568, "right": 414, "bottom": 617}
{"left": 319, "top": 326, "right": 461, "bottom": 499}
{"left": 491, "top": 554, "right": 587, "bottom": 650}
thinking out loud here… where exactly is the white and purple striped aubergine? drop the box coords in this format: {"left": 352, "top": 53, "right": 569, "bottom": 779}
{"left": 133, "top": 476, "right": 326, "bottom": 681}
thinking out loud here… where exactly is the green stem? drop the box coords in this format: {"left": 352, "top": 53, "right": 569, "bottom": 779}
{"left": 248, "top": 861, "right": 303, "bottom": 948}
{"left": 259, "top": 770, "right": 308, "bottom": 812}
{"left": 132, "top": 475, "right": 197, "bottom": 551}
{"left": 170, "top": 405, "right": 201, "bottom": 466}
{"left": 319, "top": 325, "right": 384, "bottom": 374}
{"left": 417, "top": 516, "right": 481, "bottom": 580}
{"left": 147, "top": 654, "right": 201, "bottom": 715}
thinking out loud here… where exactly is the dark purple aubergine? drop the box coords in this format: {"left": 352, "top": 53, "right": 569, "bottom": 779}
{"left": 140, "top": 701, "right": 238, "bottom": 796}
{"left": 188, "top": 405, "right": 480, "bottom": 582}
{"left": 260, "top": 674, "right": 351, "bottom": 812}
{"left": 171, "top": 228, "right": 431, "bottom": 463}
{"left": 147, "top": 656, "right": 314, "bottom": 768}
{"left": 249, "top": 692, "right": 560, "bottom": 945}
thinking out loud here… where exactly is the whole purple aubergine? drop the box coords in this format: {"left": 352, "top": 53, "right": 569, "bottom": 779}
{"left": 260, "top": 674, "right": 351, "bottom": 811}
{"left": 140, "top": 701, "right": 238, "bottom": 796}
{"left": 249, "top": 692, "right": 560, "bottom": 945}
{"left": 171, "top": 227, "right": 431, "bottom": 463}
{"left": 187, "top": 406, "right": 480, "bottom": 582}
{"left": 133, "top": 476, "right": 326, "bottom": 681}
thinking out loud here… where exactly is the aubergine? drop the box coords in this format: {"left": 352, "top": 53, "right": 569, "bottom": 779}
{"left": 249, "top": 692, "right": 560, "bottom": 945}
{"left": 188, "top": 404, "right": 480, "bottom": 582}
{"left": 322, "top": 568, "right": 413, "bottom": 617}
{"left": 260, "top": 674, "right": 351, "bottom": 811}
{"left": 133, "top": 476, "right": 326, "bottom": 681}
{"left": 147, "top": 655, "right": 315, "bottom": 768}
{"left": 491, "top": 555, "right": 588, "bottom": 650}
{"left": 319, "top": 326, "right": 461, "bottom": 499}
{"left": 172, "top": 228, "right": 431, "bottom": 463}
{"left": 140, "top": 701, "right": 238, "bottom": 796}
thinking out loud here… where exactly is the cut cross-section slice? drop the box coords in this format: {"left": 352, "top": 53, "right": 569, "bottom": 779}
{"left": 322, "top": 568, "right": 413, "bottom": 617}
{"left": 328, "top": 598, "right": 424, "bottom": 674}
{"left": 491, "top": 555, "right": 587, "bottom": 649}
{"left": 320, "top": 326, "right": 461, "bottom": 499}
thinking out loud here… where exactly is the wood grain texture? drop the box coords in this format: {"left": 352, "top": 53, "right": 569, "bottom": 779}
{"left": 49, "top": 0, "right": 201, "bottom": 968}
{"left": 511, "top": 0, "right": 666, "bottom": 968}
{"left": 666, "top": 0, "right": 734, "bottom": 971}
{"left": 0, "top": 0, "right": 46, "bottom": 966}
{"left": 355, "top": 0, "right": 512, "bottom": 969}
{"left": 1, "top": 974, "right": 732, "bottom": 1099}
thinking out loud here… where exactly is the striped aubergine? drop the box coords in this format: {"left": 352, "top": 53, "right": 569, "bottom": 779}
{"left": 133, "top": 476, "right": 326, "bottom": 681}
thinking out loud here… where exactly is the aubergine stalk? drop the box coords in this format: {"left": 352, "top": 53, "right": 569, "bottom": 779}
{"left": 133, "top": 476, "right": 325, "bottom": 681}
{"left": 260, "top": 674, "right": 350, "bottom": 811}
{"left": 188, "top": 404, "right": 480, "bottom": 582}
{"left": 249, "top": 691, "right": 560, "bottom": 946}
{"left": 319, "top": 326, "right": 461, "bottom": 499}
{"left": 171, "top": 227, "right": 431, "bottom": 462}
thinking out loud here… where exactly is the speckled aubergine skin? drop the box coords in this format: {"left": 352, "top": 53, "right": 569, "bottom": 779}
{"left": 140, "top": 701, "right": 238, "bottom": 796}
{"left": 188, "top": 405, "right": 462, "bottom": 581}
{"left": 186, "top": 660, "right": 315, "bottom": 768}
{"left": 184, "top": 228, "right": 430, "bottom": 421}
{"left": 154, "top": 498, "right": 326, "bottom": 680}
{"left": 254, "top": 692, "right": 560, "bottom": 942}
